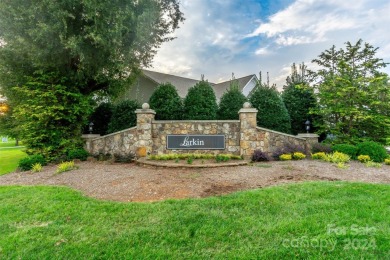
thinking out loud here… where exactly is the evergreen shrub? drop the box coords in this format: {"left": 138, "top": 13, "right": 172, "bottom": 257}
{"left": 149, "top": 83, "right": 183, "bottom": 120}
{"left": 183, "top": 81, "right": 218, "bottom": 120}
{"left": 108, "top": 100, "right": 140, "bottom": 133}
{"left": 67, "top": 148, "right": 89, "bottom": 161}
{"left": 332, "top": 144, "right": 358, "bottom": 159}
{"left": 356, "top": 141, "right": 388, "bottom": 163}
{"left": 249, "top": 84, "right": 291, "bottom": 133}
{"left": 18, "top": 154, "right": 47, "bottom": 171}
{"left": 87, "top": 103, "right": 113, "bottom": 135}
{"left": 217, "top": 81, "right": 247, "bottom": 120}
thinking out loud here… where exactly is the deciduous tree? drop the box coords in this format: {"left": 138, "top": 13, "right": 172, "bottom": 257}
{"left": 0, "top": 0, "right": 184, "bottom": 97}
{"left": 310, "top": 39, "right": 390, "bottom": 144}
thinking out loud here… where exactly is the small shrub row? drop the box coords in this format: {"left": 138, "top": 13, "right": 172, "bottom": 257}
{"left": 384, "top": 159, "right": 390, "bottom": 165}
{"left": 357, "top": 155, "right": 371, "bottom": 163}
{"left": 149, "top": 153, "right": 242, "bottom": 162}
{"left": 332, "top": 144, "right": 358, "bottom": 159}
{"left": 279, "top": 152, "right": 306, "bottom": 161}
{"left": 311, "top": 152, "right": 327, "bottom": 160}
{"left": 18, "top": 154, "right": 47, "bottom": 171}
{"left": 31, "top": 163, "right": 43, "bottom": 173}
{"left": 331, "top": 141, "right": 387, "bottom": 163}
{"left": 272, "top": 143, "right": 306, "bottom": 160}
{"left": 56, "top": 161, "right": 78, "bottom": 174}
{"left": 324, "top": 152, "right": 350, "bottom": 164}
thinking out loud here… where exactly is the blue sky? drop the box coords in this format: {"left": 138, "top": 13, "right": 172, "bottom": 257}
{"left": 150, "top": 0, "right": 390, "bottom": 89}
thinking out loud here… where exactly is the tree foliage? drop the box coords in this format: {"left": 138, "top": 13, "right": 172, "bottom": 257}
{"left": 12, "top": 72, "right": 92, "bottom": 160}
{"left": 108, "top": 100, "right": 140, "bottom": 133}
{"left": 310, "top": 39, "right": 390, "bottom": 144}
{"left": 87, "top": 102, "right": 114, "bottom": 135}
{"left": 149, "top": 83, "right": 183, "bottom": 120}
{"left": 217, "top": 79, "right": 247, "bottom": 120}
{"left": 0, "top": 0, "right": 184, "bottom": 97}
{"left": 282, "top": 63, "right": 317, "bottom": 135}
{"left": 183, "top": 80, "right": 218, "bottom": 120}
{"left": 249, "top": 81, "right": 291, "bottom": 133}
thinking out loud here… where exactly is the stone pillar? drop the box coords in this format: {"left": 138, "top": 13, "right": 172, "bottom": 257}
{"left": 239, "top": 102, "right": 258, "bottom": 159}
{"left": 81, "top": 134, "right": 101, "bottom": 153}
{"left": 297, "top": 133, "right": 319, "bottom": 153}
{"left": 135, "top": 103, "right": 156, "bottom": 157}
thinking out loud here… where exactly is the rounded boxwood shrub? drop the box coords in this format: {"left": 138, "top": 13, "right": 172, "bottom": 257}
{"left": 357, "top": 141, "right": 388, "bottom": 162}
{"left": 332, "top": 144, "right": 358, "bottom": 159}
{"left": 183, "top": 80, "right": 218, "bottom": 120}
{"left": 18, "top": 154, "right": 46, "bottom": 171}
{"left": 108, "top": 100, "right": 140, "bottom": 133}
{"left": 149, "top": 83, "right": 183, "bottom": 120}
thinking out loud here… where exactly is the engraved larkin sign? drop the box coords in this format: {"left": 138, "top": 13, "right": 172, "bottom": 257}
{"left": 167, "top": 135, "right": 225, "bottom": 150}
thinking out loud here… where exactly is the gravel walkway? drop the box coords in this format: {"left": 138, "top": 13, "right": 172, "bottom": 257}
{"left": 0, "top": 160, "right": 389, "bottom": 202}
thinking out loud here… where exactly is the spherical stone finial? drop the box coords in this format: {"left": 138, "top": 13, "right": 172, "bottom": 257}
{"left": 142, "top": 103, "right": 150, "bottom": 110}
{"left": 243, "top": 102, "right": 251, "bottom": 108}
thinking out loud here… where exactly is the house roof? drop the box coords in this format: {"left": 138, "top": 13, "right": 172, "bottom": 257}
{"left": 142, "top": 70, "right": 200, "bottom": 98}
{"left": 213, "top": 75, "right": 256, "bottom": 99}
{"left": 141, "top": 69, "right": 257, "bottom": 99}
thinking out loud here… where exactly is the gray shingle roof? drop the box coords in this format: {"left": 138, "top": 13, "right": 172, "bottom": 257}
{"left": 142, "top": 70, "right": 200, "bottom": 98}
{"left": 141, "top": 69, "right": 256, "bottom": 99}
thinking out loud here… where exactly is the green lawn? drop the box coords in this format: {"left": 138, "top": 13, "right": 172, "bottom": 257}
{"left": 0, "top": 147, "right": 27, "bottom": 175}
{"left": 0, "top": 182, "right": 388, "bottom": 259}
{"left": 0, "top": 139, "right": 22, "bottom": 148}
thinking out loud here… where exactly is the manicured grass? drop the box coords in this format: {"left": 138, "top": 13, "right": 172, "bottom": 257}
{"left": 0, "top": 182, "right": 388, "bottom": 259}
{"left": 0, "top": 139, "right": 22, "bottom": 148}
{"left": 0, "top": 147, "right": 27, "bottom": 175}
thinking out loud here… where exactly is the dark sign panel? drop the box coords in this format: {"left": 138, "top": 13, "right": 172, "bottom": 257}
{"left": 167, "top": 135, "right": 225, "bottom": 150}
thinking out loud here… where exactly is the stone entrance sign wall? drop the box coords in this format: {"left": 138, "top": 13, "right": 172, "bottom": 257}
{"left": 83, "top": 102, "right": 318, "bottom": 159}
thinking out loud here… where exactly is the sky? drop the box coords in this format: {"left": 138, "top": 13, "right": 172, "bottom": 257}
{"left": 150, "top": 0, "right": 390, "bottom": 89}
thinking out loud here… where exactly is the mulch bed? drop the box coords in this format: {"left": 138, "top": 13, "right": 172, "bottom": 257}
{"left": 0, "top": 160, "right": 389, "bottom": 202}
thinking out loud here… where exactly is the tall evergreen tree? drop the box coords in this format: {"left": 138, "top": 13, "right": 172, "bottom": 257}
{"left": 282, "top": 63, "right": 317, "bottom": 135}
{"left": 149, "top": 83, "right": 183, "bottom": 120}
{"left": 183, "top": 80, "right": 218, "bottom": 120}
{"left": 217, "top": 77, "right": 247, "bottom": 120}
{"left": 249, "top": 76, "right": 291, "bottom": 133}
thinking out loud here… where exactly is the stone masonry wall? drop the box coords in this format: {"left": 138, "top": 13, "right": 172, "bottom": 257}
{"left": 152, "top": 120, "right": 240, "bottom": 155}
{"left": 87, "top": 127, "right": 138, "bottom": 156}
{"left": 83, "top": 102, "right": 318, "bottom": 158}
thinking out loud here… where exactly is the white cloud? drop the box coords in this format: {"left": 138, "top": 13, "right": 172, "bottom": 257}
{"left": 247, "top": 0, "right": 374, "bottom": 46}
{"left": 150, "top": 0, "right": 390, "bottom": 88}
{"left": 255, "top": 47, "right": 272, "bottom": 56}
